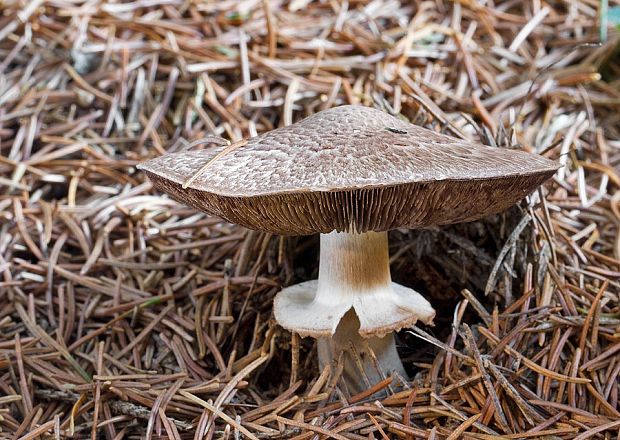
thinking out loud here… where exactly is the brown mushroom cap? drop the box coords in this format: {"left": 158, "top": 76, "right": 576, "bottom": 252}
{"left": 139, "top": 105, "right": 558, "bottom": 235}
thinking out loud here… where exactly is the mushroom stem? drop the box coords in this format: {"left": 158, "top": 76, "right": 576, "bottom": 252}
{"left": 316, "top": 231, "right": 392, "bottom": 304}
{"left": 317, "top": 309, "right": 407, "bottom": 395}
{"left": 315, "top": 231, "right": 407, "bottom": 393}
{"left": 274, "top": 230, "right": 435, "bottom": 393}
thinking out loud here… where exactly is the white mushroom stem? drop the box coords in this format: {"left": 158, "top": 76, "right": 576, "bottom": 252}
{"left": 317, "top": 309, "right": 407, "bottom": 394}
{"left": 315, "top": 231, "right": 407, "bottom": 394}
{"left": 316, "top": 231, "right": 392, "bottom": 306}
{"left": 274, "top": 231, "right": 435, "bottom": 394}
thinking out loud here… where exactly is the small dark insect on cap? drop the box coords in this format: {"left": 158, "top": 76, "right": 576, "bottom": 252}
{"left": 138, "top": 105, "right": 559, "bottom": 235}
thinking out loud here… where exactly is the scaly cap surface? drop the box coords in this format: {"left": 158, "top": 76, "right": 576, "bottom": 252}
{"left": 139, "top": 105, "right": 558, "bottom": 234}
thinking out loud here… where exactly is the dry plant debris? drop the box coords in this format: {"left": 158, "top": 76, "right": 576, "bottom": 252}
{"left": 0, "top": 0, "right": 619, "bottom": 438}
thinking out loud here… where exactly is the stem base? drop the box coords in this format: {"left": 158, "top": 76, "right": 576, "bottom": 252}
{"left": 317, "top": 309, "right": 408, "bottom": 395}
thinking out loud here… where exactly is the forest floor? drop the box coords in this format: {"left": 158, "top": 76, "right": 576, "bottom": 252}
{"left": 0, "top": 0, "right": 619, "bottom": 438}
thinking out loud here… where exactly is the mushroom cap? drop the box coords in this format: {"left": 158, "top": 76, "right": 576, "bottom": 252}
{"left": 139, "top": 105, "right": 558, "bottom": 235}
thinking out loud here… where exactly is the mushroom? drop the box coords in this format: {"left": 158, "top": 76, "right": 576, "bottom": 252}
{"left": 138, "top": 105, "right": 558, "bottom": 394}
